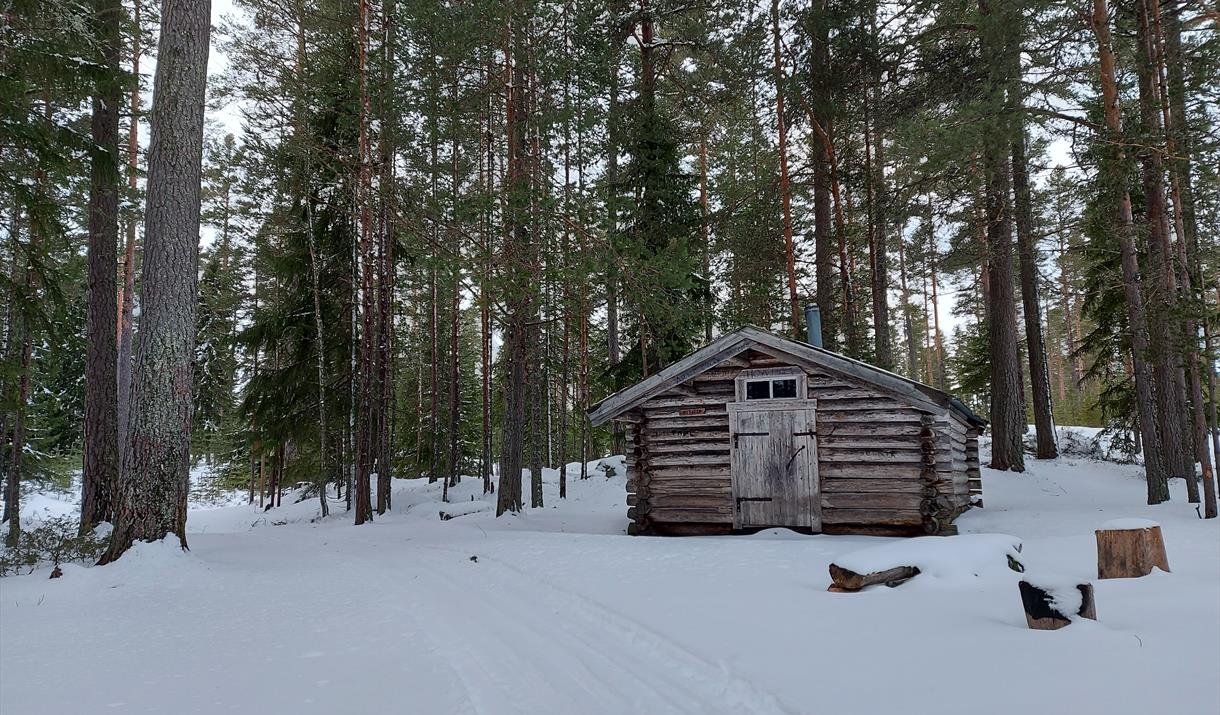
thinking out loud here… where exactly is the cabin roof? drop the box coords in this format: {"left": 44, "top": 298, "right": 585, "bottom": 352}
{"left": 587, "top": 325, "right": 986, "bottom": 428}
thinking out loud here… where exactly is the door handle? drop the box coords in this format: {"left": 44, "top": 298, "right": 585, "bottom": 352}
{"left": 786, "top": 444, "right": 806, "bottom": 471}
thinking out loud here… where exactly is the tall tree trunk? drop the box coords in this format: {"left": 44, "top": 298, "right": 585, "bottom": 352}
{"left": 101, "top": 0, "right": 211, "bottom": 562}
{"left": 978, "top": 0, "right": 1025, "bottom": 472}
{"left": 1159, "top": 1, "right": 1216, "bottom": 517}
{"left": 496, "top": 7, "right": 528, "bottom": 516}
{"left": 81, "top": 0, "right": 123, "bottom": 534}
{"left": 926, "top": 196, "right": 945, "bottom": 390}
{"left": 376, "top": 0, "right": 396, "bottom": 514}
{"left": 811, "top": 0, "right": 835, "bottom": 349}
{"left": 771, "top": 0, "right": 800, "bottom": 338}
{"left": 863, "top": 74, "right": 891, "bottom": 369}
{"left": 1088, "top": 0, "right": 1169, "bottom": 504}
{"left": 1012, "top": 122, "right": 1058, "bottom": 459}
{"left": 1135, "top": 0, "right": 1192, "bottom": 496}
{"left": 897, "top": 236, "right": 918, "bottom": 378}
{"left": 117, "top": 0, "right": 141, "bottom": 467}
{"left": 353, "top": 0, "right": 374, "bottom": 525}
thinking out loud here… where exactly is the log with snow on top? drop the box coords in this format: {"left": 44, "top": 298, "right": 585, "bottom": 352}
{"left": 828, "top": 533, "right": 1024, "bottom": 592}
{"left": 1018, "top": 573, "right": 1097, "bottom": 630}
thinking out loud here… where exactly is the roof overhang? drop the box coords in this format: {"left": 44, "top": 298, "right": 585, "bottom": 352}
{"left": 587, "top": 326, "right": 986, "bottom": 429}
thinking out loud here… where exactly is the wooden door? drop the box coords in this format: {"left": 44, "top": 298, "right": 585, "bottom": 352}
{"left": 729, "top": 402, "right": 819, "bottom": 529}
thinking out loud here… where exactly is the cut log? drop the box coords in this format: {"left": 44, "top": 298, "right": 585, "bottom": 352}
{"left": 1019, "top": 580, "right": 1096, "bottom": 630}
{"left": 828, "top": 562, "right": 920, "bottom": 591}
{"left": 1095, "top": 520, "right": 1170, "bottom": 579}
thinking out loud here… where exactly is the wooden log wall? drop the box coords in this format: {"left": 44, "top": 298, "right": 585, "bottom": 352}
{"left": 621, "top": 348, "right": 981, "bottom": 536}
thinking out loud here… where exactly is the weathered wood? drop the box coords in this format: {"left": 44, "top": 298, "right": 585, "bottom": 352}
{"left": 814, "top": 423, "right": 925, "bottom": 437}
{"left": 1019, "top": 580, "right": 1097, "bottom": 630}
{"left": 635, "top": 493, "right": 733, "bottom": 509}
{"left": 816, "top": 437, "right": 925, "bottom": 450}
{"left": 821, "top": 508, "right": 923, "bottom": 526}
{"left": 1095, "top": 524, "right": 1170, "bottom": 578}
{"left": 817, "top": 410, "right": 927, "bottom": 424}
{"left": 648, "top": 416, "right": 731, "bottom": 430}
{"left": 644, "top": 442, "right": 730, "bottom": 456}
{"left": 820, "top": 464, "right": 922, "bottom": 479}
{"left": 646, "top": 465, "right": 732, "bottom": 479}
{"left": 828, "top": 563, "right": 921, "bottom": 591}
{"left": 645, "top": 507, "right": 734, "bottom": 523}
{"left": 821, "top": 493, "right": 923, "bottom": 510}
{"left": 643, "top": 431, "right": 729, "bottom": 444}
{"left": 649, "top": 453, "right": 731, "bottom": 467}
{"left": 821, "top": 478, "right": 926, "bottom": 494}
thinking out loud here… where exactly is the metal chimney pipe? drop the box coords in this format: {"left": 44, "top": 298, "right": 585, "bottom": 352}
{"left": 804, "top": 304, "right": 823, "bottom": 348}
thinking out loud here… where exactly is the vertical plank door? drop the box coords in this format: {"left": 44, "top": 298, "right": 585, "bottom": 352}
{"left": 730, "top": 405, "right": 817, "bottom": 528}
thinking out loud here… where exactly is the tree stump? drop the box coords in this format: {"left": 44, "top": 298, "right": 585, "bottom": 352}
{"left": 1095, "top": 519, "right": 1169, "bottom": 579}
{"left": 1019, "top": 580, "right": 1096, "bottom": 630}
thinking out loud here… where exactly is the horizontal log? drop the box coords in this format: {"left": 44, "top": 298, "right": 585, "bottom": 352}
{"left": 644, "top": 442, "right": 730, "bottom": 456}
{"left": 816, "top": 437, "right": 924, "bottom": 450}
{"left": 649, "top": 416, "right": 731, "bottom": 430}
{"left": 647, "top": 465, "right": 732, "bottom": 479}
{"left": 643, "top": 395, "right": 731, "bottom": 409}
{"left": 819, "top": 464, "right": 923, "bottom": 479}
{"left": 814, "top": 423, "right": 926, "bottom": 438}
{"left": 821, "top": 493, "right": 924, "bottom": 510}
{"left": 817, "top": 410, "right": 926, "bottom": 424}
{"left": 643, "top": 430, "right": 728, "bottom": 444}
{"left": 821, "top": 508, "right": 924, "bottom": 526}
{"left": 818, "top": 450, "right": 926, "bottom": 464}
{"left": 821, "top": 478, "right": 926, "bottom": 495}
{"left": 647, "top": 507, "right": 734, "bottom": 523}
{"left": 649, "top": 453, "right": 731, "bottom": 467}
{"left": 637, "top": 494, "right": 733, "bottom": 509}
{"left": 809, "top": 398, "right": 909, "bottom": 412}
{"left": 641, "top": 485, "right": 732, "bottom": 499}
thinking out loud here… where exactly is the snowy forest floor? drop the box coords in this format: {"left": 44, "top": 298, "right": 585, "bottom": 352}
{"left": 2, "top": 431, "right": 1218, "bottom": 714}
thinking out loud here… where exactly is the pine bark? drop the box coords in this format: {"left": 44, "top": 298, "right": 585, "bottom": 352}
{"left": 80, "top": 0, "right": 123, "bottom": 534}
{"left": 1088, "top": 0, "right": 1169, "bottom": 503}
{"left": 101, "top": 0, "right": 211, "bottom": 562}
{"left": 1012, "top": 124, "right": 1058, "bottom": 459}
{"left": 353, "top": 0, "right": 374, "bottom": 525}
{"left": 496, "top": 7, "right": 528, "bottom": 516}
{"left": 376, "top": 0, "right": 396, "bottom": 514}
{"left": 771, "top": 0, "right": 800, "bottom": 338}
{"left": 116, "top": 0, "right": 141, "bottom": 457}
{"left": 811, "top": 0, "right": 836, "bottom": 350}
{"left": 978, "top": 0, "right": 1025, "bottom": 472}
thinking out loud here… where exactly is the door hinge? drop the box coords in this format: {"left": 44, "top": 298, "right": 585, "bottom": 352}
{"left": 793, "top": 431, "right": 816, "bottom": 438}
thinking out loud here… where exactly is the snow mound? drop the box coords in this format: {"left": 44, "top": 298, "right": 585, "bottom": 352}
{"left": 1099, "top": 517, "right": 1160, "bottom": 530}
{"left": 835, "top": 534, "right": 1023, "bottom": 585}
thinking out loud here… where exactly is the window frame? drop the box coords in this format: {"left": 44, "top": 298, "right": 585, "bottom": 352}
{"left": 734, "top": 366, "right": 808, "bottom": 403}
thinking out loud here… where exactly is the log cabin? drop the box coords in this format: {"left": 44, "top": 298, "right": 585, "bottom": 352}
{"left": 588, "top": 308, "right": 986, "bottom": 537}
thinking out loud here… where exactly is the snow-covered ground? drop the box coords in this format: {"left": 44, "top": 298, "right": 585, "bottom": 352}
{"left": 1, "top": 434, "right": 1217, "bottom": 714}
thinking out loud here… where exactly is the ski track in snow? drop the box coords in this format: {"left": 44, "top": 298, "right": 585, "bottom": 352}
{"left": 406, "top": 544, "right": 791, "bottom": 715}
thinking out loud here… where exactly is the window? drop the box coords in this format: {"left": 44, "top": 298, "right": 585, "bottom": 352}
{"left": 745, "top": 380, "right": 772, "bottom": 400}
{"left": 771, "top": 378, "right": 798, "bottom": 399}
{"left": 741, "top": 373, "right": 803, "bottom": 401}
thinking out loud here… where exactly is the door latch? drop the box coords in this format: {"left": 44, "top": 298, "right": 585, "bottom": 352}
{"left": 732, "top": 431, "right": 767, "bottom": 448}
{"left": 736, "top": 496, "right": 773, "bottom": 512}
